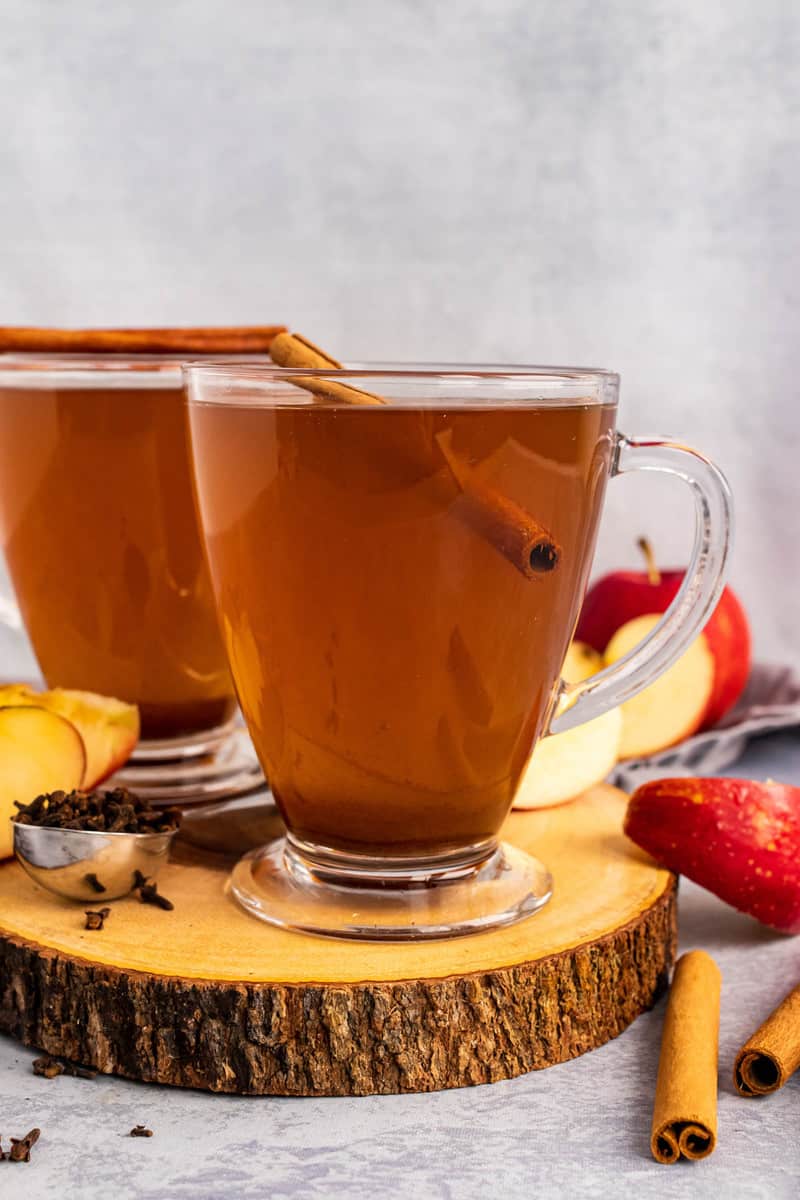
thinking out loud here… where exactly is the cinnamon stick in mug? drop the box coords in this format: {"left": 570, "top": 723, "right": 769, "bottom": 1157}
{"left": 0, "top": 326, "right": 286, "bottom": 354}
{"left": 651, "top": 950, "right": 721, "bottom": 1165}
{"left": 269, "top": 332, "right": 561, "bottom": 579}
{"left": 734, "top": 982, "right": 800, "bottom": 1097}
{"left": 268, "top": 332, "right": 390, "bottom": 407}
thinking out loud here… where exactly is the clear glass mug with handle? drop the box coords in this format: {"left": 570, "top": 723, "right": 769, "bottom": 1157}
{"left": 184, "top": 362, "right": 732, "bottom": 941}
{"left": 0, "top": 350, "right": 268, "bottom": 802}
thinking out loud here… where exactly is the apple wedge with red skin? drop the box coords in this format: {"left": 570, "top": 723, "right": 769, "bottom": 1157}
{"left": 576, "top": 539, "right": 751, "bottom": 729}
{"left": 0, "top": 684, "right": 139, "bottom": 788}
{"left": 625, "top": 777, "right": 800, "bottom": 934}
{"left": 38, "top": 688, "right": 139, "bottom": 788}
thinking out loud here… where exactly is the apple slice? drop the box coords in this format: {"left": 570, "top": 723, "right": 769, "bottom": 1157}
{"left": 514, "top": 638, "right": 618, "bottom": 809}
{"left": 514, "top": 705, "right": 622, "bottom": 809}
{"left": 0, "top": 685, "right": 139, "bottom": 788}
{"left": 605, "top": 615, "right": 715, "bottom": 759}
{"left": 624, "top": 777, "right": 800, "bottom": 933}
{"left": 562, "top": 640, "right": 603, "bottom": 684}
{"left": 576, "top": 540, "right": 751, "bottom": 730}
{"left": 0, "top": 706, "right": 86, "bottom": 858}
{"left": 38, "top": 689, "right": 139, "bottom": 788}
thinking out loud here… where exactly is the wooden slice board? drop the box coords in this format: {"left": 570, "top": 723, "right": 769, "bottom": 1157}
{"left": 0, "top": 785, "right": 675, "bottom": 1096}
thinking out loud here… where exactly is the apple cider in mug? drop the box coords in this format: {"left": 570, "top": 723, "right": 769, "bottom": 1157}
{"left": 189, "top": 400, "right": 616, "bottom": 855}
{"left": 0, "top": 371, "right": 236, "bottom": 740}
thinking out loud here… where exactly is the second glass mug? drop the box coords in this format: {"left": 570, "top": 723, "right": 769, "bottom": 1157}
{"left": 184, "top": 362, "right": 733, "bottom": 941}
{"left": 0, "top": 351, "right": 266, "bottom": 801}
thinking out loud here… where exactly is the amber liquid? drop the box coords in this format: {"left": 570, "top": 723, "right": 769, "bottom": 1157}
{"left": 189, "top": 401, "right": 616, "bottom": 856}
{"left": 0, "top": 383, "right": 236, "bottom": 739}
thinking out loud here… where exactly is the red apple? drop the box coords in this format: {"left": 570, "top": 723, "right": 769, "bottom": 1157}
{"left": 624, "top": 777, "right": 800, "bottom": 934}
{"left": 576, "top": 539, "right": 751, "bottom": 729}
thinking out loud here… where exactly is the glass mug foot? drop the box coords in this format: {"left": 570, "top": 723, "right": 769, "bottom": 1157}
{"left": 228, "top": 837, "right": 553, "bottom": 941}
{"left": 112, "top": 719, "right": 267, "bottom": 806}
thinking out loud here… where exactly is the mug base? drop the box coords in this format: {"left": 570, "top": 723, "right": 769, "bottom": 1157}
{"left": 112, "top": 720, "right": 266, "bottom": 806}
{"left": 228, "top": 836, "right": 553, "bottom": 941}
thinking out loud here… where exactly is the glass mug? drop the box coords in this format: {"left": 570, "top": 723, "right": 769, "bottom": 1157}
{"left": 0, "top": 353, "right": 264, "bottom": 801}
{"left": 185, "top": 363, "right": 732, "bottom": 940}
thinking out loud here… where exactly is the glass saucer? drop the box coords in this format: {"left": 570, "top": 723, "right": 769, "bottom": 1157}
{"left": 112, "top": 722, "right": 265, "bottom": 805}
{"left": 229, "top": 837, "right": 553, "bottom": 942}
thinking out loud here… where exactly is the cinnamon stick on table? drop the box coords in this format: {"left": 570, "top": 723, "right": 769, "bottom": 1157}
{"left": 0, "top": 326, "right": 286, "bottom": 354}
{"left": 651, "top": 950, "right": 721, "bottom": 1165}
{"left": 269, "top": 331, "right": 561, "bottom": 580}
{"left": 734, "top": 982, "right": 800, "bottom": 1097}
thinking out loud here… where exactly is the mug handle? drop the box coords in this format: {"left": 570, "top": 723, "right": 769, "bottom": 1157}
{"left": 548, "top": 432, "right": 734, "bottom": 735}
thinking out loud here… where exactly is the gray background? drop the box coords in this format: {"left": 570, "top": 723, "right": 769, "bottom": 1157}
{"left": 1, "top": 0, "right": 799, "bottom": 666}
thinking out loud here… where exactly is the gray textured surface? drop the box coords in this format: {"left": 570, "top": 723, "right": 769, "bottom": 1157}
{"left": 1, "top": 0, "right": 799, "bottom": 667}
{"left": 0, "top": 730, "right": 798, "bottom": 1199}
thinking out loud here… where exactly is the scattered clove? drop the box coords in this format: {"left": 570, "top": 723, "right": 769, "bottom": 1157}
{"left": 84, "top": 907, "right": 111, "bottom": 931}
{"left": 84, "top": 872, "right": 106, "bottom": 894}
{"left": 9, "top": 1128, "right": 40, "bottom": 1162}
{"left": 133, "top": 870, "right": 174, "bottom": 911}
{"left": 138, "top": 881, "right": 174, "bottom": 911}
{"left": 130, "top": 1125, "right": 153, "bottom": 1138}
{"left": 32, "top": 1055, "right": 96, "bottom": 1081}
{"left": 63, "top": 1062, "right": 98, "bottom": 1080}
{"left": 32, "top": 1055, "right": 63, "bottom": 1079}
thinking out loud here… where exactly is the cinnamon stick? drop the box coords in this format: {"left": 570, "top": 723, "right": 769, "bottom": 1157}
{"left": 0, "top": 326, "right": 286, "bottom": 354}
{"left": 734, "top": 982, "right": 800, "bottom": 1097}
{"left": 269, "top": 332, "right": 561, "bottom": 579}
{"left": 268, "top": 331, "right": 390, "bottom": 407}
{"left": 651, "top": 950, "right": 721, "bottom": 1164}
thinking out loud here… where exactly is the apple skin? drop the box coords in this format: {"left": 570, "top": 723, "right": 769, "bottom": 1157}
{"left": 0, "top": 684, "right": 139, "bottom": 788}
{"left": 576, "top": 569, "right": 751, "bottom": 729}
{"left": 41, "top": 689, "right": 139, "bottom": 788}
{"left": 700, "top": 589, "right": 752, "bottom": 726}
{"left": 624, "top": 777, "right": 800, "bottom": 934}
